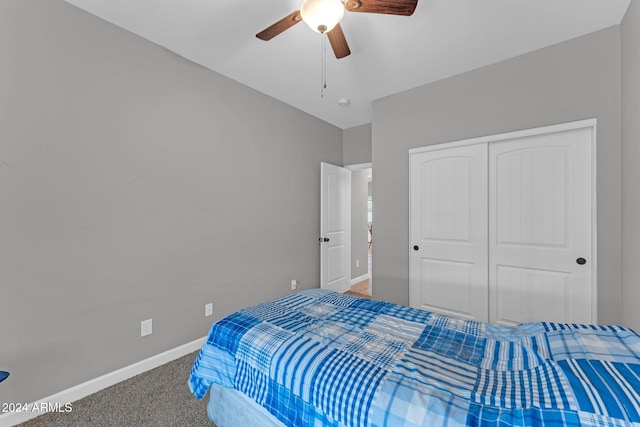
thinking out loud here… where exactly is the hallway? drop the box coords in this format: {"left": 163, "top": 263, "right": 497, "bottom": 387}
{"left": 349, "top": 247, "right": 372, "bottom": 297}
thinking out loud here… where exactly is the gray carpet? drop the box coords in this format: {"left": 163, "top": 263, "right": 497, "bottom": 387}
{"left": 17, "top": 351, "right": 214, "bottom": 427}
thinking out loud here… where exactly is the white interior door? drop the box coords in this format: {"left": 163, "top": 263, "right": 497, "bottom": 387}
{"left": 489, "top": 126, "right": 594, "bottom": 325}
{"left": 321, "top": 162, "right": 351, "bottom": 293}
{"left": 409, "top": 144, "right": 489, "bottom": 321}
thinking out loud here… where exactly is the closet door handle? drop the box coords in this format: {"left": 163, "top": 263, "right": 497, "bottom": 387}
{"left": 576, "top": 257, "right": 587, "bottom": 265}
{"left": 413, "top": 245, "right": 419, "bottom": 251}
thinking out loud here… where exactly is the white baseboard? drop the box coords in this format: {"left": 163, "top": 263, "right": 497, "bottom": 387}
{"left": 350, "top": 274, "right": 369, "bottom": 286}
{"left": 0, "top": 337, "right": 206, "bottom": 427}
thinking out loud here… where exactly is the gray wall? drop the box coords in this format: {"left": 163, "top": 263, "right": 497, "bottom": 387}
{"left": 622, "top": 2, "right": 640, "bottom": 331}
{"left": 372, "top": 27, "right": 622, "bottom": 325}
{"left": 350, "top": 170, "right": 369, "bottom": 281}
{"left": 343, "top": 124, "right": 372, "bottom": 165}
{"left": 0, "top": 0, "right": 342, "bottom": 405}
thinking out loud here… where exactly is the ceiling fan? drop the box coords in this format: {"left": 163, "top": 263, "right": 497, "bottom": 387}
{"left": 256, "top": 0, "right": 418, "bottom": 59}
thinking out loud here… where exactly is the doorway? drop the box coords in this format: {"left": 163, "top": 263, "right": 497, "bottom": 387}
{"left": 346, "top": 164, "right": 372, "bottom": 297}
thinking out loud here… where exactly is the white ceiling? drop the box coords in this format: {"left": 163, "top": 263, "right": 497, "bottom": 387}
{"left": 64, "top": 0, "right": 630, "bottom": 129}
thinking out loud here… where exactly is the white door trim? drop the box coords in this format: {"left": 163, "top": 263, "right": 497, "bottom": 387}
{"left": 345, "top": 162, "right": 372, "bottom": 171}
{"left": 409, "top": 118, "right": 597, "bottom": 155}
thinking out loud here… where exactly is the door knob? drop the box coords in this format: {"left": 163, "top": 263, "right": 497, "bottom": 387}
{"left": 576, "top": 258, "right": 587, "bottom": 265}
{"left": 324, "top": 237, "right": 330, "bottom": 242}
{"left": 413, "top": 245, "right": 419, "bottom": 251}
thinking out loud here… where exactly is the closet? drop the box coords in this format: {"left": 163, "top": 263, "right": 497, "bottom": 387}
{"left": 409, "top": 120, "right": 596, "bottom": 325}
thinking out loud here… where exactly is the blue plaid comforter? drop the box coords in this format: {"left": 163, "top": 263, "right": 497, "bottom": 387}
{"left": 189, "top": 289, "right": 640, "bottom": 426}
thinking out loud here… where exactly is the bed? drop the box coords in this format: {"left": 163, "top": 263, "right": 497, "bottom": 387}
{"left": 189, "top": 289, "right": 640, "bottom": 426}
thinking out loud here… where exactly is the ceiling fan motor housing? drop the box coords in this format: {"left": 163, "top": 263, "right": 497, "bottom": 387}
{"left": 300, "top": 0, "right": 345, "bottom": 33}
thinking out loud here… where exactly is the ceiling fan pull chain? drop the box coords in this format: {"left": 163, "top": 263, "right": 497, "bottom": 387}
{"left": 321, "top": 34, "right": 327, "bottom": 99}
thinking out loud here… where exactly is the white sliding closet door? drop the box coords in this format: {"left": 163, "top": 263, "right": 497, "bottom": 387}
{"left": 489, "top": 127, "right": 594, "bottom": 325}
{"left": 409, "top": 144, "right": 489, "bottom": 322}
{"left": 409, "top": 119, "right": 596, "bottom": 325}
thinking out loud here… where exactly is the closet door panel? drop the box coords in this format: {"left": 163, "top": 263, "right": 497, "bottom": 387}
{"left": 489, "top": 127, "right": 593, "bottom": 325}
{"left": 494, "top": 266, "right": 572, "bottom": 324}
{"left": 410, "top": 143, "right": 488, "bottom": 321}
{"left": 418, "top": 259, "right": 473, "bottom": 319}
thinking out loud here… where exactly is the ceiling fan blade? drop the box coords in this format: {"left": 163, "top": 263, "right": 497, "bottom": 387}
{"left": 327, "top": 23, "right": 351, "bottom": 59}
{"left": 344, "top": 0, "right": 418, "bottom": 16}
{"left": 256, "top": 11, "right": 302, "bottom": 41}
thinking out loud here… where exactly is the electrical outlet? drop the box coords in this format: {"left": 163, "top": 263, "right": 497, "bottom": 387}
{"left": 291, "top": 279, "right": 298, "bottom": 290}
{"left": 141, "top": 319, "right": 152, "bottom": 337}
{"left": 205, "top": 303, "right": 213, "bottom": 317}
{"left": 356, "top": 259, "right": 360, "bottom": 268}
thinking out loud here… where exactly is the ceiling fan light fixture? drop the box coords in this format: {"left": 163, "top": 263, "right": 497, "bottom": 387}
{"left": 300, "top": 0, "right": 345, "bottom": 33}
